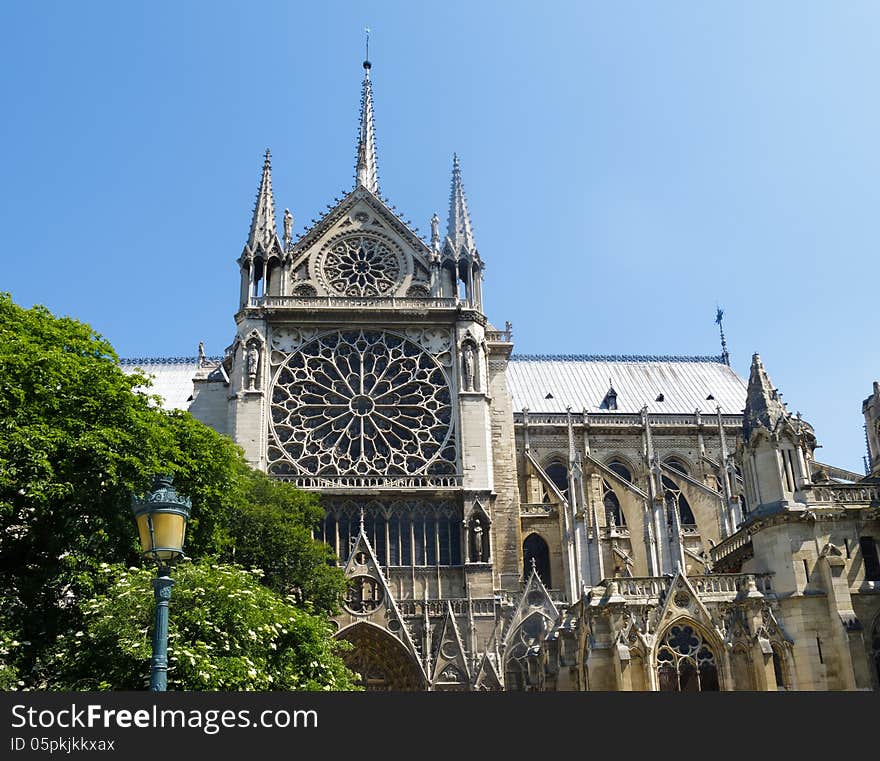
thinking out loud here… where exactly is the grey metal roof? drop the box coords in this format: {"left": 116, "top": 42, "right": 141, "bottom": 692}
{"left": 506, "top": 356, "right": 747, "bottom": 415}
{"left": 119, "top": 357, "right": 216, "bottom": 412}
{"left": 119, "top": 354, "right": 748, "bottom": 418}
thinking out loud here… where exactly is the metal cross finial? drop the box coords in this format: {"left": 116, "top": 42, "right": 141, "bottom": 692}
{"left": 364, "top": 26, "right": 371, "bottom": 65}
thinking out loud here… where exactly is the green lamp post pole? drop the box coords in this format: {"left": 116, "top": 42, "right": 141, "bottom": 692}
{"left": 131, "top": 475, "right": 191, "bottom": 692}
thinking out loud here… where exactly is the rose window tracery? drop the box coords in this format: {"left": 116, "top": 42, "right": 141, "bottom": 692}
{"left": 268, "top": 330, "right": 456, "bottom": 476}
{"left": 320, "top": 235, "right": 402, "bottom": 296}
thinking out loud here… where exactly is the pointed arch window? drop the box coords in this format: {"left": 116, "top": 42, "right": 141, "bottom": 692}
{"left": 522, "top": 533, "right": 551, "bottom": 587}
{"left": 607, "top": 459, "right": 633, "bottom": 483}
{"left": 656, "top": 624, "right": 720, "bottom": 692}
{"left": 542, "top": 462, "right": 569, "bottom": 503}
{"left": 316, "top": 500, "right": 461, "bottom": 567}
{"left": 771, "top": 645, "right": 791, "bottom": 690}
{"left": 602, "top": 481, "right": 625, "bottom": 527}
{"left": 662, "top": 475, "right": 696, "bottom": 526}
{"left": 664, "top": 457, "right": 690, "bottom": 476}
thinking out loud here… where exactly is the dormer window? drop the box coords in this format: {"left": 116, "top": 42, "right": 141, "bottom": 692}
{"left": 601, "top": 382, "right": 618, "bottom": 411}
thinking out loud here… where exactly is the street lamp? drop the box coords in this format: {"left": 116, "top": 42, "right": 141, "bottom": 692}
{"left": 131, "top": 474, "right": 191, "bottom": 691}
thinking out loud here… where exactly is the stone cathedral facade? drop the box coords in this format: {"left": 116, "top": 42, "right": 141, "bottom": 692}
{"left": 126, "top": 61, "right": 880, "bottom": 691}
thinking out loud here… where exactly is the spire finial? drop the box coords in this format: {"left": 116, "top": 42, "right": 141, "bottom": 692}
{"left": 245, "top": 148, "right": 280, "bottom": 252}
{"left": 715, "top": 306, "right": 730, "bottom": 366}
{"left": 744, "top": 352, "right": 790, "bottom": 440}
{"left": 355, "top": 49, "right": 379, "bottom": 194}
{"left": 445, "top": 153, "right": 475, "bottom": 256}
{"left": 364, "top": 26, "right": 371, "bottom": 68}
{"left": 359, "top": 506, "right": 365, "bottom": 533}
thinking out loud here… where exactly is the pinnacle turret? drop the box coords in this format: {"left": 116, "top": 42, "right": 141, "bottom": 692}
{"left": 743, "top": 353, "right": 789, "bottom": 440}
{"left": 245, "top": 149, "right": 281, "bottom": 254}
{"left": 445, "top": 154, "right": 476, "bottom": 256}
{"left": 355, "top": 60, "right": 379, "bottom": 195}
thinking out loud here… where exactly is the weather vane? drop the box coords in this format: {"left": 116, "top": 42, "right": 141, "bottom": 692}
{"left": 364, "top": 26, "right": 370, "bottom": 63}
{"left": 715, "top": 305, "right": 730, "bottom": 366}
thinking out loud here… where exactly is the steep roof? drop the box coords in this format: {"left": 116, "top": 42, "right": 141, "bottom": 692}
{"left": 506, "top": 355, "right": 747, "bottom": 415}
{"left": 120, "top": 354, "right": 748, "bottom": 418}
{"left": 119, "top": 357, "right": 215, "bottom": 411}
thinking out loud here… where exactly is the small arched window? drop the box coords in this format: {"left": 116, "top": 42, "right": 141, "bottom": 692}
{"left": 662, "top": 475, "right": 696, "bottom": 526}
{"left": 603, "top": 481, "right": 625, "bottom": 527}
{"left": 542, "top": 462, "right": 569, "bottom": 503}
{"left": 523, "top": 533, "right": 551, "bottom": 587}
{"left": 771, "top": 646, "right": 790, "bottom": 690}
{"left": 607, "top": 459, "right": 633, "bottom": 483}
{"left": 664, "top": 457, "right": 690, "bottom": 476}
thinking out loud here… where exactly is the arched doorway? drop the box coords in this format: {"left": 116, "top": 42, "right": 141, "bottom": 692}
{"left": 655, "top": 622, "right": 720, "bottom": 692}
{"left": 336, "top": 623, "right": 426, "bottom": 691}
{"left": 523, "top": 533, "right": 551, "bottom": 586}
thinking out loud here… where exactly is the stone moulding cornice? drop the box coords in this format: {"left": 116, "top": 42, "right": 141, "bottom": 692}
{"left": 511, "top": 354, "right": 727, "bottom": 364}
{"left": 120, "top": 356, "right": 223, "bottom": 366}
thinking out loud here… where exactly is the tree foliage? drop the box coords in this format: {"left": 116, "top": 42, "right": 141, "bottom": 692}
{"left": 0, "top": 293, "right": 353, "bottom": 689}
{"left": 44, "top": 562, "right": 357, "bottom": 691}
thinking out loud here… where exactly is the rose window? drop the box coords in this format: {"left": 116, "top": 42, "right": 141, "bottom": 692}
{"left": 268, "top": 330, "right": 457, "bottom": 476}
{"left": 320, "top": 235, "right": 401, "bottom": 296}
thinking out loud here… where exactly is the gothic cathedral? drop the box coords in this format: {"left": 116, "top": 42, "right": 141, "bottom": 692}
{"left": 126, "top": 60, "right": 880, "bottom": 691}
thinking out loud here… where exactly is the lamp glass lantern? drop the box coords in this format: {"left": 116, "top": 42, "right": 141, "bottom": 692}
{"left": 131, "top": 475, "right": 191, "bottom": 563}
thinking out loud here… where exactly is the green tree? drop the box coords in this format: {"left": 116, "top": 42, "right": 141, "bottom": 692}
{"left": 225, "top": 469, "right": 346, "bottom": 613}
{"left": 43, "top": 562, "right": 357, "bottom": 691}
{"left": 0, "top": 293, "right": 352, "bottom": 689}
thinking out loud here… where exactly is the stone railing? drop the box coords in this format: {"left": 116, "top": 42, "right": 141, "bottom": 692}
{"left": 520, "top": 503, "right": 557, "bottom": 518}
{"left": 709, "top": 529, "right": 752, "bottom": 565}
{"left": 486, "top": 327, "right": 513, "bottom": 342}
{"left": 606, "top": 525, "right": 631, "bottom": 538}
{"left": 613, "top": 572, "right": 773, "bottom": 599}
{"left": 275, "top": 474, "right": 463, "bottom": 490}
{"left": 495, "top": 589, "right": 568, "bottom": 608}
{"left": 396, "top": 598, "right": 497, "bottom": 618}
{"left": 514, "top": 412, "right": 742, "bottom": 428}
{"left": 249, "top": 295, "right": 459, "bottom": 310}
{"left": 680, "top": 524, "right": 700, "bottom": 535}
{"left": 805, "top": 484, "right": 880, "bottom": 506}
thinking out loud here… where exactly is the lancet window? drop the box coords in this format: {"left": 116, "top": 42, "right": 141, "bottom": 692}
{"left": 541, "top": 462, "right": 569, "bottom": 503}
{"left": 317, "top": 499, "right": 462, "bottom": 567}
{"left": 662, "top": 475, "right": 696, "bottom": 526}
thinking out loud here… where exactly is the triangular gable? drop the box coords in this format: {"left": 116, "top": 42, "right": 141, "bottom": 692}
{"left": 472, "top": 651, "right": 503, "bottom": 691}
{"left": 430, "top": 601, "right": 472, "bottom": 687}
{"left": 502, "top": 566, "right": 560, "bottom": 649}
{"left": 289, "top": 186, "right": 432, "bottom": 269}
{"left": 653, "top": 571, "right": 721, "bottom": 642}
{"left": 341, "top": 526, "right": 427, "bottom": 682}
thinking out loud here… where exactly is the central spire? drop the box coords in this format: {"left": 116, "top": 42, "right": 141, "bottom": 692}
{"left": 355, "top": 54, "right": 379, "bottom": 195}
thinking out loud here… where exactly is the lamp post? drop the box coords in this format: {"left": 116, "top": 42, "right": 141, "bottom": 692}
{"left": 131, "top": 475, "right": 191, "bottom": 691}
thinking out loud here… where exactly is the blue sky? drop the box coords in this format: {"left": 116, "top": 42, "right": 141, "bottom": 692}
{"left": 1, "top": 1, "right": 877, "bottom": 471}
